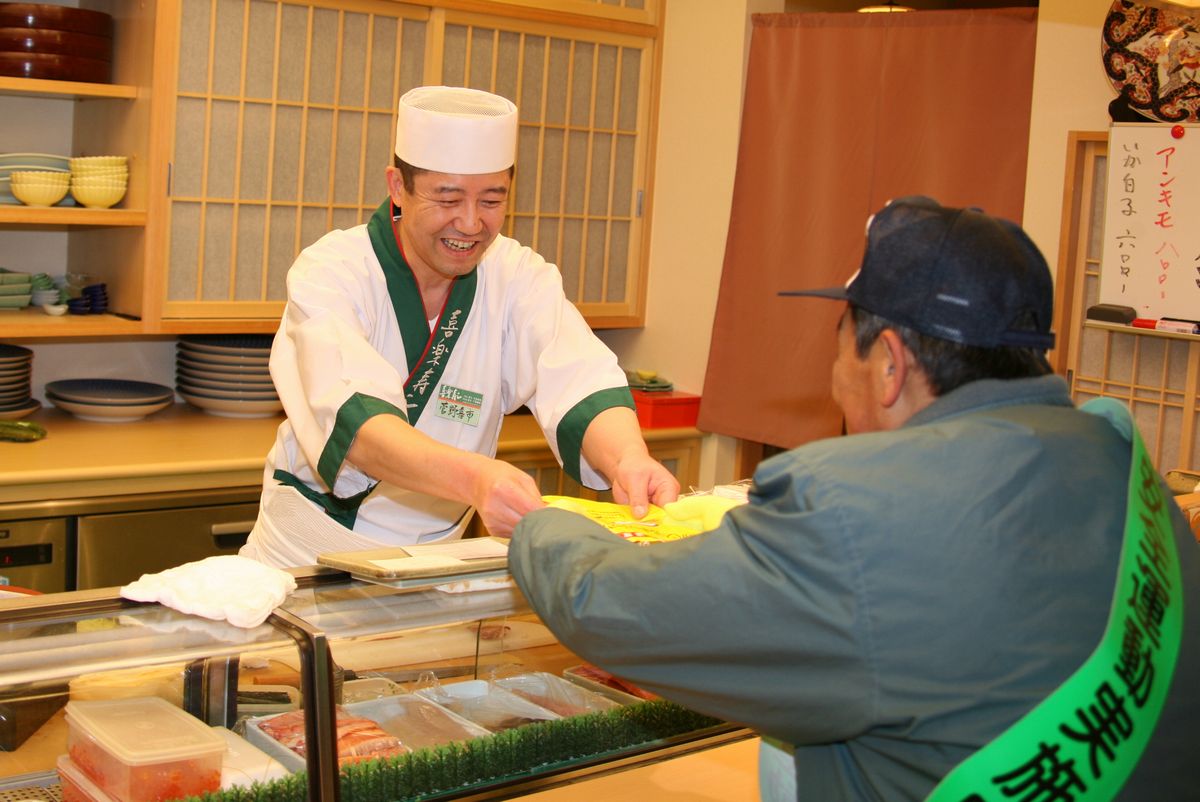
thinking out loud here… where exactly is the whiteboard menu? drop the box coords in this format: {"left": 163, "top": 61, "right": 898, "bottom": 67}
{"left": 1099, "top": 123, "right": 1200, "bottom": 321}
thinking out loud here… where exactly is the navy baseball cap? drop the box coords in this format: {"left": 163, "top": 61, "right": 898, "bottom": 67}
{"left": 782, "top": 196, "right": 1056, "bottom": 351}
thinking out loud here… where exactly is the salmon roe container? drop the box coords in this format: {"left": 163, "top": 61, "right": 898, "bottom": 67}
{"left": 65, "top": 697, "right": 225, "bottom": 802}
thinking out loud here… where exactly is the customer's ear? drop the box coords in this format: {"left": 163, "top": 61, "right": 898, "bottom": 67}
{"left": 876, "top": 329, "right": 907, "bottom": 408}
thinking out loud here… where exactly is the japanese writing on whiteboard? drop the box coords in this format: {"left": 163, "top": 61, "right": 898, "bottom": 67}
{"left": 1099, "top": 124, "right": 1200, "bottom": 321}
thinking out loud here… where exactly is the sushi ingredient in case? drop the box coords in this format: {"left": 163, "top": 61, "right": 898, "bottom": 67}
{"left": 565, "top": 664, "right": 659, "bottom": 701}
{"left": 347, "top": 695, "right": 491, "bottom": 751}
{"left": 412, "top": 673, "right": 559, "bottom": 733}
{"left": 257, "top": 707, "right": 410, "bottom": 766}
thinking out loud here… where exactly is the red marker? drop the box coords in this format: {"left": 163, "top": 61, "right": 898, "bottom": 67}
{"left": 1171, "top": 124, "right": 1186, "bottom": 139}
{"left": 1131, "top": 317, "right": 1199, "bottom": 334}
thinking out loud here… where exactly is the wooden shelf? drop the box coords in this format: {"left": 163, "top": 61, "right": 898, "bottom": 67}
{"left": 1083, "top": 320, "right": 1200, "bottom": 343}
{"left": 0, "top": 204, "right": 145, "bottom": 226}
{"left": 0, "top": 308, "right": 144, "bottom": 338}
{"left": 0, "top": 76, "right": 137, "bottom": 101}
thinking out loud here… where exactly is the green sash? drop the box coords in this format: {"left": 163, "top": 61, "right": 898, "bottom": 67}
{"left": 927, "top": 398, "right": 1183, "bottom": 802}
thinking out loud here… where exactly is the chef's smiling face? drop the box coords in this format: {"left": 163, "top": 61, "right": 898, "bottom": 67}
{"left": 388, "top": 166, "right": 511, "bottom": 283}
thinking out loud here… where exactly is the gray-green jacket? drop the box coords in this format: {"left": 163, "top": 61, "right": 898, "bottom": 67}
{"left": 509, "top": 375, "right": 1200, "bottom": 801}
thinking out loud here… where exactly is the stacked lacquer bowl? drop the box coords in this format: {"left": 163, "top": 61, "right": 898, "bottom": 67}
{"left": 175, "top": 334, "right": 282, "bottom": 418}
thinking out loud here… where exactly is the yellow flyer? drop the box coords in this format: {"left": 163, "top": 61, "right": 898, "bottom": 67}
{"left": 541, "top": 495, "right": 704, "bottom": 544}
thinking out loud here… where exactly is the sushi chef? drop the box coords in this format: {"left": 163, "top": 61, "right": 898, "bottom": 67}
{"left": 241, "top": 85, "right": 678, "bottom": 568}
{"left": 508, "top": 197, "right": 1200, "bottom": 801}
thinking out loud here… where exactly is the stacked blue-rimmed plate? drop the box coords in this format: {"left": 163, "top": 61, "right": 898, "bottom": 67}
{"left": 176, "top": 334, "right": 281, "bottom": 418}
{"left": 0, "top": 343, "right": 39, "bottom": 420}
{"left": 45, "top": 378, "right": 173, "bottom": 423}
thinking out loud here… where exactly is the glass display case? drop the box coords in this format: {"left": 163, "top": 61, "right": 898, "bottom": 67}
{"left": 0, "top": 567, "right": 743, "bottom": 801}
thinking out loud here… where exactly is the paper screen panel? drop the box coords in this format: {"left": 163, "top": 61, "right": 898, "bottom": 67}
{"left": 440, "top": 16, "right": 649, "bottom": 317}
{"left": 166, "top": 0, "right": 427, "bottom": 314}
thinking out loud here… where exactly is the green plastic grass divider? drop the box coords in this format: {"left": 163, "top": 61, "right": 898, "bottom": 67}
{"left": 185, "top": 701, "right": 723, "bottom": 802}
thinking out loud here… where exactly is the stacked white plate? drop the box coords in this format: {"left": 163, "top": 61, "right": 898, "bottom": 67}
{"left": 45, "top": 379, "right": 173, "bottom": 423}
{"left": 176, "top": 334, "right": 281, "bottom": 418}
{"left": 0, "top": 343, "right": 39, "bottom": 420}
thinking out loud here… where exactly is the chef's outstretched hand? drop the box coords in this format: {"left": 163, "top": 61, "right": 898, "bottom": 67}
{"left": 610, "top": 451, "right": 680, "bottom": 519}
{"left": 472, "top": 457, "right": 546, "bottom": 537}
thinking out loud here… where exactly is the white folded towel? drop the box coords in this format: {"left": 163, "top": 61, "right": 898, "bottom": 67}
{"left": 121, "top": 555, "right": 298, "bottom": 628}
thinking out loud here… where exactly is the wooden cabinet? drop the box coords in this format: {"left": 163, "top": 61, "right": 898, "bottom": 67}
{"left": 0, "top": 0, "right": 157, "bottom": 338}
{"left": 0, "top": 0, "right": 662, "bottom": 340}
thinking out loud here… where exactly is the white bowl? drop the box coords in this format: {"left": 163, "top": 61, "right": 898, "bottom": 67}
{"left": 71, "top": 169, "right": 128, "bottom": 182}
{"left": 71, "top": 183, "right": 126, "bottom": 209}
{"left": 70, "top": 181, "right": 128, "bottom": 193}
{"left": 10, "top": 170, "right": 71, "bottom": 186}
{"left": 71, "top": 163, "right": 128, "bottom": 174}
{"left": 69, "top": 155, "right": 128, "bottom": 169}
{"left": 42, "top": 304, "right": 68, "bottom": 316}
{"left": 12, "top": 183, "right": 68, "bottom": 206}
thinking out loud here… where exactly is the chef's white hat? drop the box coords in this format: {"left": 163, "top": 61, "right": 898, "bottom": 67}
{"left": 395, "top": 86, "right": 518, "bottom": 175}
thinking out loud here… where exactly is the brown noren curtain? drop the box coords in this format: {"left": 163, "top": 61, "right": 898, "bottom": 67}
{"left": 699, "top": 9, "right": 1037, "bottom": 448}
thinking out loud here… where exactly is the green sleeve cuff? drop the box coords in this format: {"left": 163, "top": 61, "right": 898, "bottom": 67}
{"left": 317, "top": 393, "right": 407, "bottom": 489}
{"left": 556, "top": 386, "right": 636, "bottom": 485}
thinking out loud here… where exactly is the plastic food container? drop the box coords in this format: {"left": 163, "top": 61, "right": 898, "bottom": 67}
{"left": 562, "top": 664, "right": 658, "bottom": 702}
{"left": 414, "top": 680, "right": 559, "bottom": 733}
{"left": 212, "top": 727, "right": 289, "bottom": 789}
{"left": 493, "top": 672, "right": 621, "bottom": 717}
{"left": 57, "top": 754, "right": 117, "bottom": 802}
{"left": 65, "top": 697, "right": 225, "bottom": 802}
{"left": 346, "top": 695, "right": 491, "bottom": 751}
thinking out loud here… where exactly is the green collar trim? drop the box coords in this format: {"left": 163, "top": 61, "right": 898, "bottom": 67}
{"left": 366, "top": 199, "right": 478, "bottom": 424}
{"left": 367, "top": 200, "right": 429, "bottom": 377}
{"left": 556, "top": 387, "right": 636, "bottom": 484}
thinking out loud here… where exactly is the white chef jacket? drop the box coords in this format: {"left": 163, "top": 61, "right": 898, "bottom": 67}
{"left": 242, "top": 201, "right": 634, "bottom": 567}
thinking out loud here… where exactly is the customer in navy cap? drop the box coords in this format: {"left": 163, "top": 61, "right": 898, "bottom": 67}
{"left": 507, "top": 196, "right": 1200, "bottom": 801}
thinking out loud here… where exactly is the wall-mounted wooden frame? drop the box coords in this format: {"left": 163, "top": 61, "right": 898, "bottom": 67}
{"left": 1056, "top": 130, "right": 1200, "bottom": 472}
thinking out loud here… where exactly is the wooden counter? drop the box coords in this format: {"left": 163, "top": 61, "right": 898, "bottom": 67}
{"left": 0, "top": 404, "right": 281, "bottom": 505}
{"left": 525, "top": 737, "right": 760, "bottom": 802}
{"left": 0, "top": 405, "right": 701, "bottom": 506}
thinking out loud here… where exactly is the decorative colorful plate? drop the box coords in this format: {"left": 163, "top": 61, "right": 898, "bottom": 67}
{"left": 1103, "top": 0, "right": 1200, "bottom": 123}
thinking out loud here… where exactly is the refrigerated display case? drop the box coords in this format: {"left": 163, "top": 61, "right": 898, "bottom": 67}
{"left": 0, "top": 567, "right": 745, "bottom": 801}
